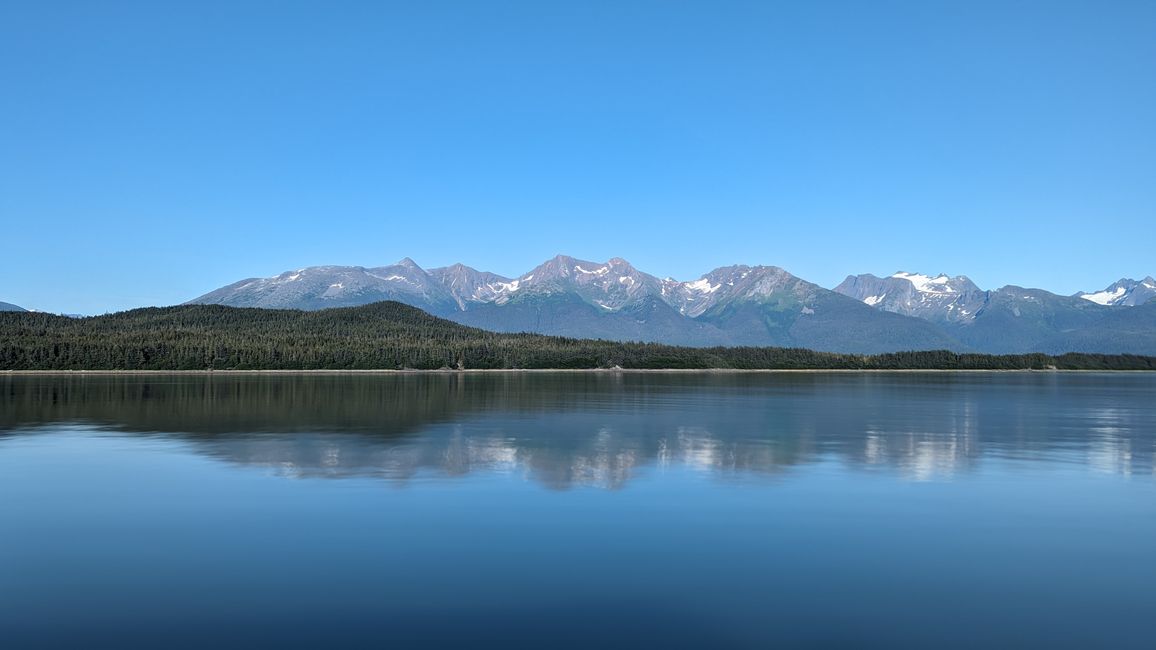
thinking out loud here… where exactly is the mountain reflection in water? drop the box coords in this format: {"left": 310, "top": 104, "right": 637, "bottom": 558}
{"left": 3, "top": 372, "right": 1152, "bottom": 488}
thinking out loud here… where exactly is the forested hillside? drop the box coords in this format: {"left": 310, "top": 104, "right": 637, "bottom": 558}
{"left": 1, "top": 302, "right": 1153, "bottom": 371}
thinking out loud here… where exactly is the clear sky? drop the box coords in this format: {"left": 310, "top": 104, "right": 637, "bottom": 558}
{"left": 2, "top": 0, "right": 1153, "bottom": 314}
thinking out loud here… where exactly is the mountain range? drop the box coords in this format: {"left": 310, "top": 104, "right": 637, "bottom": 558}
{"left": 187, "top": 257, "right": 1156, "bottom": 355}
{"left": 834, "top": 272, "right": 1156, "bottom": 355}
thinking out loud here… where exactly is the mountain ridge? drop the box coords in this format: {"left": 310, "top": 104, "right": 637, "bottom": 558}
{"left": 1076, "top": 277, "right": 1156, "bottom": 307}
{"left": 187, "top": 258, "right": 1155, "bottom": 355}
{"left": 188, "top": 256, "right": 960, "bottom": 354}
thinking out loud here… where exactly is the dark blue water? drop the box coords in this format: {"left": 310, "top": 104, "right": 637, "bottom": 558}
{"left": 2, "top": 372, "right": 1154, "bottom": 648}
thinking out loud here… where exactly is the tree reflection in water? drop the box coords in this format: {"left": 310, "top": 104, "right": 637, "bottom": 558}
{"left": 2, "top": 372, "right": 1152, "bottom": 487}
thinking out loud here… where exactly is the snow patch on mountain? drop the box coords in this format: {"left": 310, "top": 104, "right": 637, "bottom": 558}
{"left": 685, "top": 278, "right": 720, "bottom": 294}
{"left": 1080, "top": 287, "right": 1126, "bottom": 305}
{"left": 835, "top": 272, "right": 985, "bottom": 324}
{"left": 892, "top": 272, "right": 956, "bottom": 293}
{"left": 1077, "top": 277, "right": 1156, "bottom": 307}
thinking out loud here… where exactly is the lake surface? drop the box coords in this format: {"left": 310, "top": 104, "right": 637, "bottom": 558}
{"left": 2, "top": 372, "right": 1154, "bottom": 648}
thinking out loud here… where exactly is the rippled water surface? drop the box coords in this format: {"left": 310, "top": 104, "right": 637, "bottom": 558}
{"left": 2, "top": 372, "right": 1154, "bottom": 648}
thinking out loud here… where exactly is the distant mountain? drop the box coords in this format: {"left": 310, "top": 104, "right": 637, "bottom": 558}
{"left": 671, "top": 265, "right": 959, "bottom": 352}
{"left": 190, "top": 258, "right": 1156, "bottom": 355}
{"left": 837, "top": 271, "right": 1156, "bottom": 354}
{"left": 1076, "top": 277, "right": 1156, "bottom": 307}
{"left": 834, "top": 272, "right": 986, "bottom": 324}
{"left": 507, "top": 255, "right": 661, "bottom": 309}
{"left": 190, "top": 259, "right": 460, "bottom": 314}
{"left": 1037, "top": 300, "right": 1156, "bottom": 355}
{"left": 0, "top": 301, "right": 27, "bottom": 312}
{"left": 190, "top": 256, "right": 961, "bottom": 353}
{"left": 425, "top": 263, "right": 516, "bottom": 310}
{"left": 946, "top": 286, "right": 1115, "bottom": 354}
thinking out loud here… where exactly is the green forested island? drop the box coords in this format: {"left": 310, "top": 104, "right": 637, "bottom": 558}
{"left": 1, "top": 301, "right": 1153, "bottom": 371}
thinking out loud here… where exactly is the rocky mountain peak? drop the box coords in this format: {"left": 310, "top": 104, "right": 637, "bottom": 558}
{"left": 890, "top": 271, "right": 981, "bottom": 295}
{"left": 427, "top": 264, "right": 514, "bottom": 309}
{"left": 835, "top": 271, "right": 987, "bottom": 323}
{"left": 1077, "top": 277, "right": 1156, "bottom": 307}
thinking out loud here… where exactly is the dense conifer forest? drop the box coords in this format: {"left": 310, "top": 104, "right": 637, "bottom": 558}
{"left": 1, "top": 302, "right": 1153, "bottom": 371}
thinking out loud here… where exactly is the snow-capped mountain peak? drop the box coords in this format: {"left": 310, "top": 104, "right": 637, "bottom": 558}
{"left": 890, "top": 271, "right": 980, "bottom": 294}
{"left": 1076, "top": 277, "right": 1156, "bottom": 307}
{"left": 1081, "top": 286, "right": 1127, "bottom": 306}
{"left": 510, "top": 256, "right": 661, "bottom": 310}
{"left": 426, "top": 263, "right": 514, "bottom": 309}
{"left": 835, "top": 272, "right": 984, "bottom": 323}
{"left": 661, "top": 265, "right": 809, "bottom": 317}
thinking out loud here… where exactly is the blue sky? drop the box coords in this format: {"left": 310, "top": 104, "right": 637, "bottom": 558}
{"left": 2, "top": 0, "right": 1153, "bottom": 314}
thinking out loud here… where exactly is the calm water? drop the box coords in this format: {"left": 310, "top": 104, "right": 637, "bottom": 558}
{"left": 2, "top": 372, "right": 1154, "bottom": 648}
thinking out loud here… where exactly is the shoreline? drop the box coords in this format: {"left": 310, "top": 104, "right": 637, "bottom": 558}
{"left": 3, "top": 368, "right": 1150, "bottom": 375}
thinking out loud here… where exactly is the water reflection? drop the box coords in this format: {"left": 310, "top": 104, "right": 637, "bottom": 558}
{"left": 2, "top": 372, "right": 1153, "bottom": 487}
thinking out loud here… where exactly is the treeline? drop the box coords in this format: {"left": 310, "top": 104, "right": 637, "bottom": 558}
{"left": 1, "top": 302, "right": 1153, "bottom": 371}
